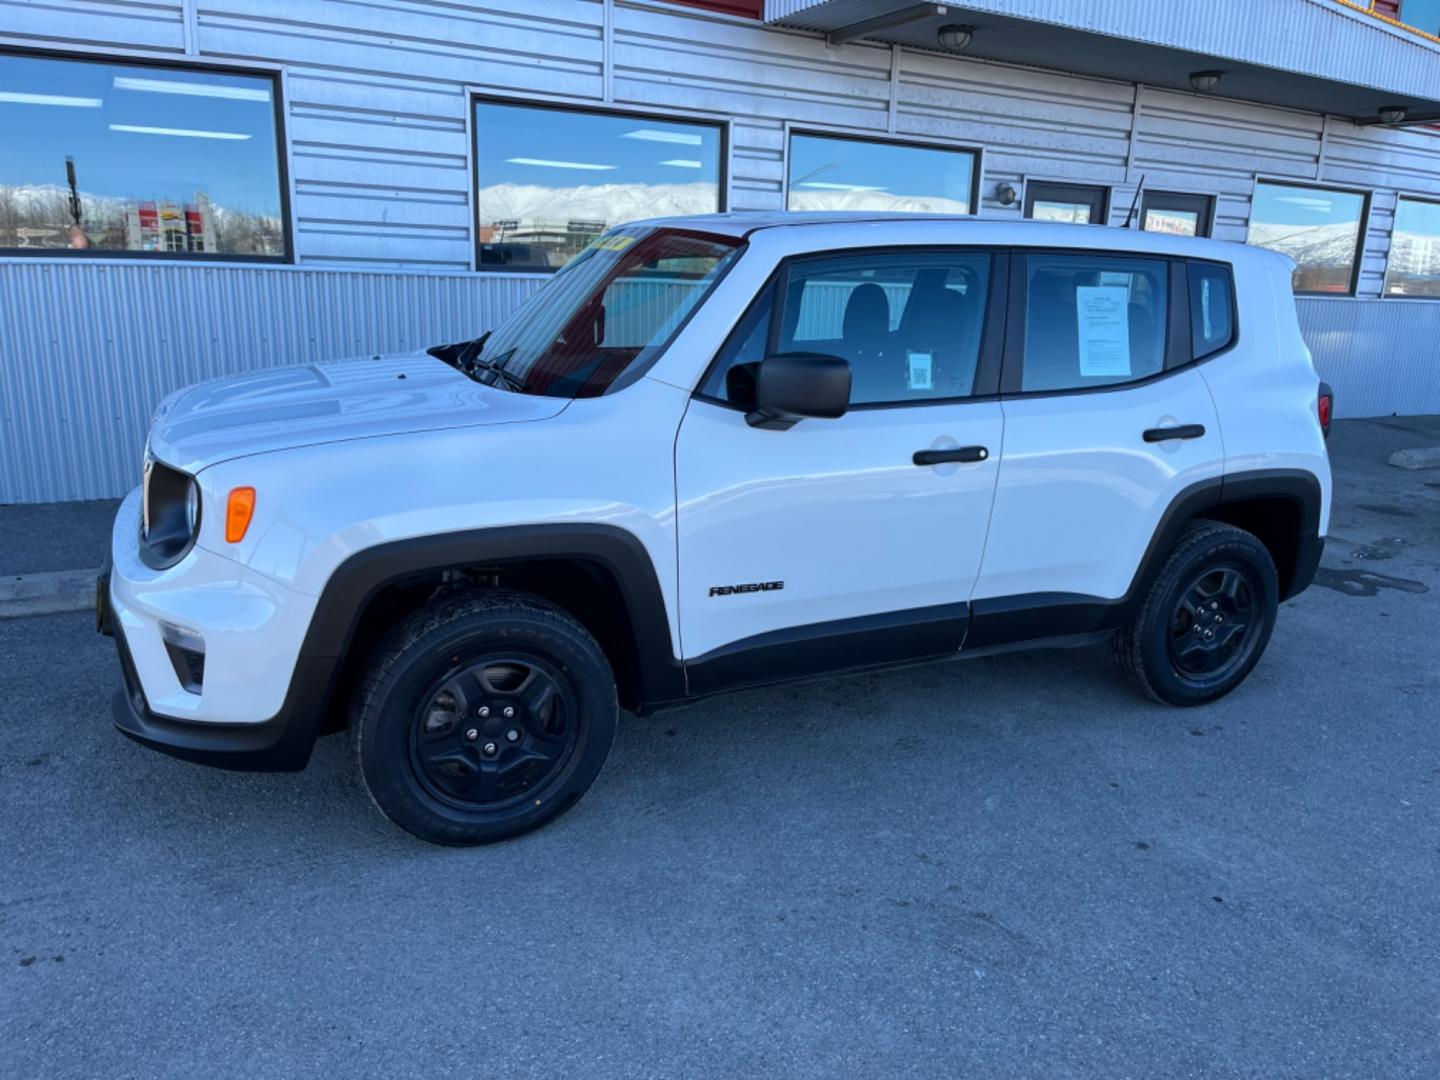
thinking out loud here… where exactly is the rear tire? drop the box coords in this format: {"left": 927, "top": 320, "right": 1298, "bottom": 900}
{"left": 351, "top": 590, "right": 617, "bottom": 845}
{"left": 1113, "top": 521, "right": 1279, "bottom": 706}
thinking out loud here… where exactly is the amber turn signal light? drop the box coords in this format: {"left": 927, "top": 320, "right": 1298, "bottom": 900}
{"left": 226, "top": 487, "right": 256, "bottom": 543}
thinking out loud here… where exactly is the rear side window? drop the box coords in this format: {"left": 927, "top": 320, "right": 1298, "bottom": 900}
{"left": 1020, "top": 254, "right": 1168, "bottom": 392}
{"left": 700, "top": 249, "right": 994, "bottom": 407}
{"left": 1189, "top": 262, "right": 1236, "bottom": 360}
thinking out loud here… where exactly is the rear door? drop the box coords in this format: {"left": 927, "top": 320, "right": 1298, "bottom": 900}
{"left": 969, "top": 249, "right": 1224, "bottom": 643}
{"left": 675, "top": 247, "right": 1008, "bottom": 690}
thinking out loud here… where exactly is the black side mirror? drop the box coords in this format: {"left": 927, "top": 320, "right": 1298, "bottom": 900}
{"left": 745, "top": 352, "right": 851, "bottom": 430}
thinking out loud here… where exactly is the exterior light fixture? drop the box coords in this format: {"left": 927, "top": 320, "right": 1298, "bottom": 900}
{"left": 937, "top": 24, "right": 974, "bottom": 52}
{"left": 994, "top": 182, "right": 1018, "bottom": 206}
{"left": 1378, "top": 105, "right": 1408, "bottom": 125}
{"left": 1189, "top": 70, "right": 1224, "bottom": 93}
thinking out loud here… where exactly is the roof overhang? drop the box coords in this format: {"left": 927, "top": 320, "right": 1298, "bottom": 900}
{"left": 765, "top": 0, "right": 1440, "bottom": 123}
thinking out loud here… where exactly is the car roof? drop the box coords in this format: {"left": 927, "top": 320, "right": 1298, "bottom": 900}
{"left": 638, "top": 211, "right": 1284, "bottom": 268}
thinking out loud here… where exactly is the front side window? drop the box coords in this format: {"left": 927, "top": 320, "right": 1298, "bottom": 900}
{"left": 701, "top": 250, "right": 993, "bottom": 407}
{"left": 1025, "top": 181, "right": 1109, "bottom": 225}
{"left": 1020, "top": 254, "right": 1169, "bottom": 392}
{"left": 786, "top": 133, "right": 978, "bottom": 214}
{"left": 462, "top": 225, "right": 740, "bottom": 398}
{"left": 0, "top": 52, "right": 285, "bottom": 258}
{"left": 1248, "top": 181, "right": 1367, "bottom": 294}
{"left": 473, "top": 101, "right": 724, "bottom": 271}
{"left": 1384, "top": 196, "right": 1440, "bottom": 298}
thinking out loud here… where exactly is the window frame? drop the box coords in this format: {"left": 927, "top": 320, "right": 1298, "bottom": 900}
{"left": 998, "top": 248, "right": 1193, "bottom": 399}
{"left": 783, "top": 126, "right": 985, "bottom": 216}
{"left": 1023, "top": 180, "right": 1111, "bottom": 226}
{"left": 469, "top": 92, "right": 731, "bottom": 274}
{"left": 1187, "top": 258, "right": 1242, "bottom": 362}
{"left": 0, "top": 44, "right": 293, "bottom": 264}
{"left": 693, "top": 244, "right": 1011, "bottom": 412}
{"left": 1381, "top": 192, "right": 1440, "bottom": 302}
{"left": 1247, "top": 176, "right": 1372, "bottom": 298}
{"left": 1138, "top": 189, "right": 1216, "bottom": 239}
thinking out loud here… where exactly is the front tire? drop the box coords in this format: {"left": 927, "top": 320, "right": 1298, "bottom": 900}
{"left": 1114, "top": 521, "right": 1279, "bottom": 706}
{"left": 351, "top": 590, "right": 618, "bottom": 845}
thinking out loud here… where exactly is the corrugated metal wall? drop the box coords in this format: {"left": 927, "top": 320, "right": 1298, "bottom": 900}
{"left": 0, "top": 262, "right": 543, "bottom": 502}
{"left": 1, "top": 0, "right": 1438, "bottom": 501}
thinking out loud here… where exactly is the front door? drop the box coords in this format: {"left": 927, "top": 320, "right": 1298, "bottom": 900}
{"left": 675, "top": 247, "right": 1008, "bottom": 692}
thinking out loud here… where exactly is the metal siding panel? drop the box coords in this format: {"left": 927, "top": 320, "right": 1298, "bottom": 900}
{"left": 1297, "top": 298, "right": 1440, "bottom": 418}
{"left": 0, "top": 0, "right": 186, "bottom": 50}
{"left": 193, "top": 0, "right": 605, "bottom": 267}
{"left": 0, "top": 262, "right": 543, "bottom": 503}
{"left": 896, "top": 52, "right": 1134, "bottom": 183}
{"left": 767, "top": 0, "right": 1440, "bottom": 107}
{"left": 613, "top": 3, "right": 893, "bottom": 130}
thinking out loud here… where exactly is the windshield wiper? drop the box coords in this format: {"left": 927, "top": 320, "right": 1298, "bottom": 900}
{"left": 470, "top": 356, "right": 527, "bottom": 393}
{"left": 427, "top": 332, "right": 526, "bottom": 392}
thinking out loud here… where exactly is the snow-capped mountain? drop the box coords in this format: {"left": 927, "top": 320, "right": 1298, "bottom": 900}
{"left": 477, "top": 181, "right": 718, "bottom": 226}
{"left": 787, "top": 190, "right": 971, "bottom": 215}
{"left": 1247, "top": 221, "right": 1360, "bottom": 268}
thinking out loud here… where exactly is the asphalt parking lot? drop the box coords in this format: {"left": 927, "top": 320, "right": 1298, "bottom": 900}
{"left": 2, "top": 417, "right": 1438, "bottom": 1079}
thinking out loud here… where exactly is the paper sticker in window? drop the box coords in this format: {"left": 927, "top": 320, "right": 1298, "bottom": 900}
{"left": 1075, "top": 285, "right": 1131, "bottom": 377}
{"left": 907, "top": 350, "right": 934, "bottom": 390}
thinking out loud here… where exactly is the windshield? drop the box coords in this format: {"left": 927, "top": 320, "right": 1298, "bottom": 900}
{"left": 466, "top": 225, "right": 743, "bottom": 398}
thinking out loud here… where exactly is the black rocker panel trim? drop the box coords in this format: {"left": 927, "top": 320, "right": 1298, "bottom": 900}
{"left": 684, "top": 602, "right": 969, "bottom": 698}
{"left": 114, "top": 524, "right": 684, "bottom": 772}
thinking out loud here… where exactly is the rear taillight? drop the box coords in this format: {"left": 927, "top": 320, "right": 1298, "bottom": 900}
{"left": 1317, "top": 382, "right": 1334, "bottom": 438}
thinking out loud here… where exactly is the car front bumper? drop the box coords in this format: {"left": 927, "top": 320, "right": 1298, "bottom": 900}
{"left": 103, "top": 487, "right": 328, "bottom": 772}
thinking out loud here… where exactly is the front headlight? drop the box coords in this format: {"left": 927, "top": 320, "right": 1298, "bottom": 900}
{"left": 139, "top": 460, "right": 201, "bottom": 570}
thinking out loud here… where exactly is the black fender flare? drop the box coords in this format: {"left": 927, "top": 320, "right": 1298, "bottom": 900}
{"left": 965, "top": 468, "right": 1324, "bottom": 650}
{"left": 114, "top": 524, "right": 684, "bottom": 772}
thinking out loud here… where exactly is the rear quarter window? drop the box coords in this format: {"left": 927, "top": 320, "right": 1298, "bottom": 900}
{"left": 1189, "top": 262, "right": 1236, "bottom": 360}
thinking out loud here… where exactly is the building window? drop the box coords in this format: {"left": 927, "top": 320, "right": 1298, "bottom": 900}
{"left": 786, "top": 133, "right": 978, "bottom": 215}
{"left": 0, "top": 52, "right": 286, "bottom": 259}
{"left": 1384, "top": 196, "right": 1440, "bottom": 298}
{"left": 1247, "top": 181, "right": 1368, "bottom": 295}
{"left": 1024, "top": 181, "right": 1109, "bottom": 225}
{"left": 1140, "top": 191, "right": 1215, "bottom": 238}
{"left": 473, "top": 100, "right": 725, "bottom": 271}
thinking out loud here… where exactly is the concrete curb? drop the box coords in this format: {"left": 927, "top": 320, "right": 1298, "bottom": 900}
{"left": 1388, "top": 447, "right": 1440, "bottom": 470}
{"left": 0, "top": 568, "right": 99, "bottom": 618}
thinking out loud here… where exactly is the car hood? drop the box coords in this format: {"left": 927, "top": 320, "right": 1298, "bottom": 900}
{"left": 147, "top": 351, "right": 568, "bottom": 474}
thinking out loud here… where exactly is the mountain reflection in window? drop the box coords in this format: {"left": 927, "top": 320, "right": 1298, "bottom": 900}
{"left": 787, "top": 133, "right": 977, "bottom": 215}
{"left": 0, "top": 53, "right": 285, "bottom": 258}
{"left": 1248, "top": 181, "right": 1366, "bottom": 295}
{"left": 473, "top": 101, "right": 723, "bottom": 271}
{"left": 1384, "top": 197, "right": 1440, "bottom": 299}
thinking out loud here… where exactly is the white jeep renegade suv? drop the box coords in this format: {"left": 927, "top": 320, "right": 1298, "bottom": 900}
{"left": 101, "top": 213, "right": 1331, "bottom": 845}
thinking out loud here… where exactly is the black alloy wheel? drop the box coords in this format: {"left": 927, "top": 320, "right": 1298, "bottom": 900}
{"left": 1113, "top": 521, "right": 1279, "bottom": 706}
{"left": 410, "top": 652, "right": 578, "bottom": 811}
{"left": 352, "top": 590, "right": 618, "bottom": 845}
{"left": 1166, "top": 562, "right": 1264, "bottom": 684}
